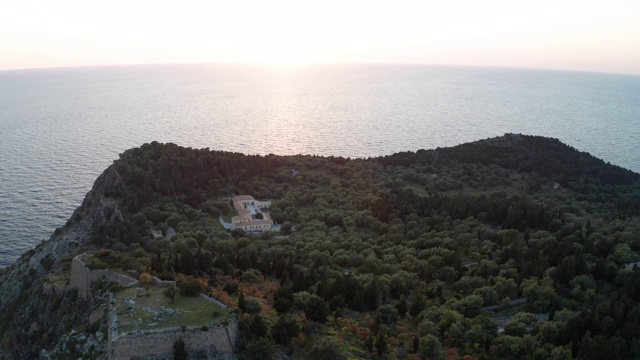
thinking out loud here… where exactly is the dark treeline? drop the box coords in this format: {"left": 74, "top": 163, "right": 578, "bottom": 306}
{"left": 378, "top": 134, "right": 640, "bottom": 187}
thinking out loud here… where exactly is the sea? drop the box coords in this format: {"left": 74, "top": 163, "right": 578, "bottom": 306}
{"left": 0, "top": 64, "right": 639, "bottom": 268}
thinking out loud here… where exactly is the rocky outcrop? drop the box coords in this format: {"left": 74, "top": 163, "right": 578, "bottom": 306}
{"left": 0, "top": 165, "right": 124, "bottom": 359}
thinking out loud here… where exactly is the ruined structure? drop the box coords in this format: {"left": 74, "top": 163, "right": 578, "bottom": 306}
{"left": 68, "top": 254, "right": 238, "bottom": 359}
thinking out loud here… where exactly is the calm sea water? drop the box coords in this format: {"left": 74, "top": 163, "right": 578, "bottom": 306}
{"left": 0, "top": 64, "right": 639, "bottom": 267}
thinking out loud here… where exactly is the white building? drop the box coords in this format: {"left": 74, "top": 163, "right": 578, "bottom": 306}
{"left": 231, "top": 195, "right": 273, "bottom": 231}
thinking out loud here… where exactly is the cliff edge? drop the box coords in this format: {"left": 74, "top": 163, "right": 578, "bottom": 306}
{"left": 0, "top": 165, "right": 123, "bottom": 359}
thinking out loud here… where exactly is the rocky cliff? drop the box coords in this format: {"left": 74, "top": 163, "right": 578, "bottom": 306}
{"left": 0, "top": 165, "right": 124, "bottom": 359}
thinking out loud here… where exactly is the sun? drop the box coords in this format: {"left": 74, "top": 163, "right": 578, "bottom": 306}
{"left": 233, "top": 29, "right": 329, "bottom": 69}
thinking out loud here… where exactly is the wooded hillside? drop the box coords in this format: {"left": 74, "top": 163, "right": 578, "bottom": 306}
{"left": 4, "top": 134, "right": 640, "bottom": 359}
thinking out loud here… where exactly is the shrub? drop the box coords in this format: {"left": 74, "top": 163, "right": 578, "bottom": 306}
{"left": 245, "top": 298, "right": 263, "bottom": 315}
{"left": 241, "top": 338, "right": 273, "bottom": 360}
{"left": 139, "top": 272, "right": 153, "bottom": 285}
{"left": 178, "top": 277, "right": 202, "bottom": 297}
{"left": 164, "top": 284, "right": 177, "bottom": 303}
{"left": 174, "top": 339, "right": 187, "bottom": 360}
{"left": 305, "top": 295, "right": 329, "bottom": 323}
{"left": 240, "top": 270, "right": 259, "bottom": 283}
{"left": 305, "top": 338, "right": 347, "bottom": 360}
{"left": 224, "top": 281, "right": 238, "bottom": 295}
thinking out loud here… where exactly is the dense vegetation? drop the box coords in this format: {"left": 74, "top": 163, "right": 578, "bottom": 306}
{"left": 13, "top": 134, "right": 640, "bottom": 359}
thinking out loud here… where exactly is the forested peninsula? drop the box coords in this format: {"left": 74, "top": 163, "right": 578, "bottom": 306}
{"left": 1, "top": 134, "right": 640, "bottom": 360}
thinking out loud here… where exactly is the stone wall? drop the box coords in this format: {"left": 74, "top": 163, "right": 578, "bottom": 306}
{"left": 151, "top": 275, "right": 175, "bottom": 287}
{"left": 70, "top": 255, "right": 138, "bottom": 299}
{"left": 108, "top": 317, "right": 238, "bottom": 360}
{"left": 200, "top": 293, "right": 232, "bottom": 312}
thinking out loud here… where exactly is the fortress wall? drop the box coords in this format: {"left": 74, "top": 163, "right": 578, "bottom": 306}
{"left": 109, "top": 319, "right": 238, "bottom": 360}
{"left": 151, "top": 276, "right": 175, "bottom": 286}
{"left": 104, "top": 271, "right": 138, "bottom": 288}
{"left": 70, "top": 255, "right": 138, "bottom": 299}
{"left": 200, "top": 293, "right": 232, "bottom": 312}
{"left": 70, "top": 256, "right": 96, "bottom": 298}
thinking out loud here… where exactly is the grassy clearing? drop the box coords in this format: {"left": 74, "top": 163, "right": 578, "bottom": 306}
{"left": 102, "top": 197, "right": 120, "bottom": 206}
{"left": 208, "top": 216, "right": 226, "bottom": 231}
{"left": 402, "top": 182, "right": 430, "bottom": 196}
{"left": 114, "top": 286, "right": 231, "bottom": 333}
{"left": 327, "top": 173, "right": 341, "bottom": 186}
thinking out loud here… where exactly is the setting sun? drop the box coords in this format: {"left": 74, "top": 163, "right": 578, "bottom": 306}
{"left": 1, "top": 0, "right": 639, "bottom": 73}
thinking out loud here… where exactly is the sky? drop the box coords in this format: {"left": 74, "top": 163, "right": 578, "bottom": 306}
{"left": 1, "top": 0, "right": 639, "bottom": 74}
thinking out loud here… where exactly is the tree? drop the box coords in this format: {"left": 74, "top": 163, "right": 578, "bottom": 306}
{"left": 273, "top": 285, "right": 293, "bottom": 313}
{"left": 410, "top": 294, "right": 426, "bottom": 317}
{"left": 420, "top": 334, "right": 443, "bottom": 360}
{"left": 173, "top": 339, "right": 187, "bottom": 360}
{"left": 273, "top": 296, "right": 292, "bottom": 313}
{"left": 281, "top": 221, "right": 293, "bottom": 235}
{"left": 271, "top": 315, "right": 300, "bottom": 345}
{"left": 397, "top": 296, "right": 408, "bottom": 317}
{"left": 249, "top": 315, "right": 268, "bottom": 339}
{"left": 139, "top": 272, "right": 153, "bottom": 295}
{"left": 306, "top": 338, "right": 347, "bottom": 360}
{"left": 139, "top": 272, "right": 153, "bottom": 285}
{"left": 365, "top": 335, "right": 374, "bottom": 352}
{"left": 548, "top": 219, "right": 563, "bottom": 232}
{"left": 178, "top": 277, "right": 201, "bottom": 297}
{"left": 504, "top": 312, "right": 538, "bottom": 337}
{"left": 163, "top": 283, "right": 177, "bottom": 304}
{"left": 238, "top": 291, "right": 246, "bottom": 312}
{"left": 376, "top": 304, "right": 399, "bottom": 325}
{"left": 305, "top": 295, "right": 330, "bottom": 323}
{"left": 375, "top": 332, "right": 387, "bottom": 355}
{"left": 241, "top": 338, "right": 273, "bottom": 360}
{"left": 245, "top": 298, "right": 263, "bottom": 315}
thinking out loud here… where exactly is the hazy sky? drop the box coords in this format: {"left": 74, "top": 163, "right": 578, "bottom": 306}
{"left": 1, "top": 0, "right": 639, "bottom": 74}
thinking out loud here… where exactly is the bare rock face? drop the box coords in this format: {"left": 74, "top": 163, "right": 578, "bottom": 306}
{"left": 0, "top": 165, "right": 124, "bottom": 359}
